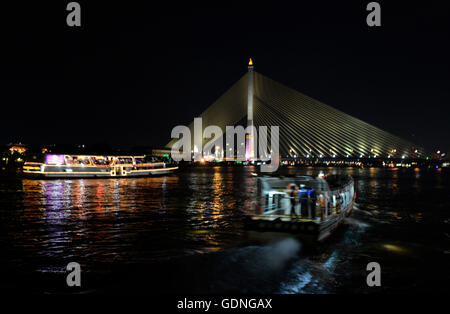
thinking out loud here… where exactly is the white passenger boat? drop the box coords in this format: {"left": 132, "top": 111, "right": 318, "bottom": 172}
{"left": 245, "top": 174, "right": 356, "bottom": 245}
{"left": 23, "top": 154, "right": 178, "bottom": 178}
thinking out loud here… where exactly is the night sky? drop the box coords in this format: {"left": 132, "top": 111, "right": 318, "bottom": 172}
{"left": 1, "top": 2, "right": 449, "bottom": 152}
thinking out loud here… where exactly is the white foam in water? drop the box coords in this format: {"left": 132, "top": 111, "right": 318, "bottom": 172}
{"left": 207, "top": 238, "right": 302, "bottom": 293}
{"left": 279, "top": 271, "right": 313, "bottom": 294}
{"left": 353, "top": 204, "right": 374, "bottom": 216}
{"left": 322, "top": 250, "right": 339, "bottom": 273}
{"left": 264, "top": 238, "right": 301, "bottom": 270}
{"left": 344, "top": 217, "right": 370, "bottom": 228}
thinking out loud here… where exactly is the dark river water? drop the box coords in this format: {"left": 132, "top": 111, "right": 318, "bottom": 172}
{"left": 0, "top": 166, "right": 449, "bottom": 294}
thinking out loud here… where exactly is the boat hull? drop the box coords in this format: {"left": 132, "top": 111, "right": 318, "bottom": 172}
{"left": 244, "top": 196, "right": 354, "bottom": 245}
{"left": 22, "top": 166, "right": 178, "bottom": 179}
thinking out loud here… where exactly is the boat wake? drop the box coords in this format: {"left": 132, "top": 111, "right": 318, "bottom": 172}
{"left": 352, "top": 203, "right": 375, "bottom": 216}
{"left": 261, "top": 238, "right": 302, "bottom": 270}
{"left": 278, "top": 256, "right": 336, "bottom": 294}
{"left": 97, "top": 238, "right": 303, "bottom": 294}
{"left": 203, "top": 238, "right": 302, "bottom": 293}
{"left": 344, "top": 217, "right": 370, "bottom": 229}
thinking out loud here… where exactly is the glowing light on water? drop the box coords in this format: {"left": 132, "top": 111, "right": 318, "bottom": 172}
{"left": 323, "top": 250, "right": 339, "bottom": 273}
{"left": 279, "top": 271, "right": 313, "bottom": 294}
{"left": 382, "top": 244, "right": 408, "bottom": 254}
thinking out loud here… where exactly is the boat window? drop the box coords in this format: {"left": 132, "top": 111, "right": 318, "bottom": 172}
{"left": 65, "top": 156, "right": 91, "bottom": 165}
{"left": 45, "top": 154, "right": 65, "bottom": 165}
{"left": 264, "top": 192, "right": 285, "bottom": 212}
{"left": 91, "top": 157, "right": 110, "bottom": 166}
{"left": 275, "top": 194, "right": 283, "bottom": 209}
{"left": 116, "top": 157, "right": 133, "bottom": 165}
{"left": 134, "top": 158, "right": 145, "bottom": 164}
{"left": 144, "top": 156, "right": 159, "bottom": 163}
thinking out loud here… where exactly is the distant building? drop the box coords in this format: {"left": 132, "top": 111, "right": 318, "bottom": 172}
{"left": 8, "top": 143, "right": 27, "bottom": 154}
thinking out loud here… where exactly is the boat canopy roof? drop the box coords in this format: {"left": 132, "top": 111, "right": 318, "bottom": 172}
{"left": 47, "top": 154, "right": 146, "bottom": 158}
{"left": 258, "top": 176, "right": 330, "bottom": 192}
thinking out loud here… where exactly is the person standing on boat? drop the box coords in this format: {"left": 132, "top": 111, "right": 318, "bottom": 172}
{"left": 298, "top": 186, "right": 308, "bottom": 217}
{"left": 308, "top": 188, "right": 317, "bottom": 219}
{"left": 288, "top": 184, "right": 299, "bottom": 219}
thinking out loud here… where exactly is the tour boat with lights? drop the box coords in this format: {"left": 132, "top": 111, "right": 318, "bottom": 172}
{"left": 22, "top": 154, "right": 178, "bottom": 178}
{"left": 245, "top": 174, "right": 356, "bottom": 245}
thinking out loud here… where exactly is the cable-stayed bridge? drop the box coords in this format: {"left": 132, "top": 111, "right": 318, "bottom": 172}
{"left": 167, "top": 61, "right": 426, "bottom": 160}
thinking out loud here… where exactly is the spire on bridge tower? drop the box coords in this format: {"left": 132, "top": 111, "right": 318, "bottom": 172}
{"left": 246, "top": 58, "right": 255, "bottom": 160}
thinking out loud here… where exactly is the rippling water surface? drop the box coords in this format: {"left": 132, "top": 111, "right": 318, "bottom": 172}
{"left": 0, "top": 166, "right": 449, "bottom": 294}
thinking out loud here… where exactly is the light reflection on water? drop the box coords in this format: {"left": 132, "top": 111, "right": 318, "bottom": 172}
{"left": 0, "top": 166, "right": 449, "bottom": 293}
{"left": 8, "top": 168, "right": 257, "bottom": 266}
